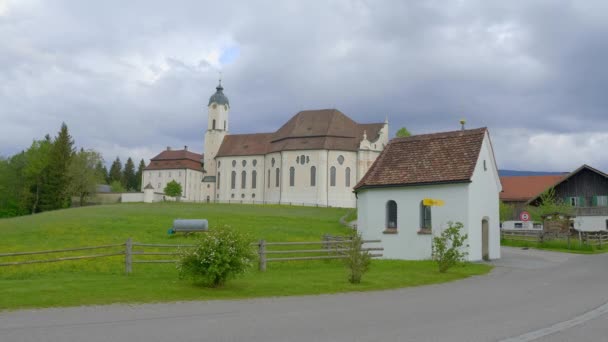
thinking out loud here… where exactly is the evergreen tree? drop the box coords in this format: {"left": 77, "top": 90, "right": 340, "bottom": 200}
{"left": 109, "top": 157, "right": 123, "bottom": 185}
{"left": 136, "top": 159, "right": 146, "bottom": 191}
{"left": 123, "top": 157, "right": 137, "bottom": 191}
{"left": 40, "top": 123, "right": 74, "bottom": 211}
{"left": 95, "top": 160, "right": 109, "bottom": 184}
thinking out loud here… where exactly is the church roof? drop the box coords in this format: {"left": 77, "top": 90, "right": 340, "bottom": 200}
{"left": 145, "top": 148, "right": 203, "bottom": 172}
{"left": 216, "top": 109, "right": 385, "bottom": 157}
{"left": 208, "top": 83, "right": 229, "bottom": 106}
{"left": 354, "top": 128, "right": 488, "bottom": 191}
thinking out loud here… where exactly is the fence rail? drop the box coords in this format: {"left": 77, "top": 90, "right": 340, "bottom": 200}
{"left": 1, "top": 237, "right": 384, "bottom": 273}
{"left": 501, "top": 229, "right": 608, "bottom": 248}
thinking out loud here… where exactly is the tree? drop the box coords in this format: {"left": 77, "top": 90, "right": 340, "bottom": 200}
{"left": 110, "top": 180, "right": 125, "bottom": 193}
{"left": 499, "top": 201, "right": 515, "bottom": 222}
{"left": 0, "top": 154, "right": 29, "bottom": 217}
{"left": 123, "top": 157, "right": 137, "bottom": 191}
{"left": 68, "top": 149, "right": 104, "bottom": 206}
{"left": 136, "top": 159, "right": 146, "bottom": 191}
{"left": 432, "top": 221, "right": 469, "bottom": 273}
{"left": 95, "top": 160, "right": 109, "bottom": 184}
{"left": 344, "top": 231, "right": 371, "bottom": 284}
{"left": 164, "top": 180, "right": 182, "bottom": 200}
{"left": 395, "top": 127, "right": 411, "bottom": 138}
{"left": 526, "top": 187, "right": 574, "bottom": 222}
{"left": 109, "top": 157, "right": 123, "bottom": 185}
{"left": 23, "top": 138, "right": 52, "bottom": 214}
{"left": 177, "top": 226, "right": 255, "bottom": 287}
{"left": 40, "top": 123, "right": 74, "bottom": 211}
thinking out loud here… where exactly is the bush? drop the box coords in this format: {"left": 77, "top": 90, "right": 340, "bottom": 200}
{"left": 432, "top": 221, "right": 468, "bottom": 273}
{"left": 344, "top": 231, "right": 371, "bottom": 284}
{"left": 177, "top": 226, "right": 255, "bottom": 287}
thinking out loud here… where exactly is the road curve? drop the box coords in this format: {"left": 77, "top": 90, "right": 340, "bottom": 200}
{"left": 1, "top": 247, "right": 607, "bottom": 342}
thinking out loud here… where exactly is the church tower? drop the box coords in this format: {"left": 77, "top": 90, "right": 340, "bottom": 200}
{"left": 203, "top": 80, "right": 229, "bottom": 176}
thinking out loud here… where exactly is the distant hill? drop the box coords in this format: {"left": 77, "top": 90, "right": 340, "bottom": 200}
{"left": 498, "top": 170, "right": 568, "bottom": 177}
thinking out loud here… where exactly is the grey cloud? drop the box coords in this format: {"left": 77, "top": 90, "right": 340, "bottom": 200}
{"left": 0, "top": 0, "right": 607, "bottom": 171}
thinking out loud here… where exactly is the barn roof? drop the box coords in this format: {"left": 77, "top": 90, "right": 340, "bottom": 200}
{"left": 500, "top": 175, "right": 566, "bottom": 202}
{"left": 145, "top": 148, "right": 203, "bottom": 172}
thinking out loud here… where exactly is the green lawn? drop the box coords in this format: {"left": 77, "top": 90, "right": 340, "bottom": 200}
{"left": 501, "top": 238, "right": 608, "bottom": 254}
{"left": 0, "top": 203, "right": 492, "bottom": 310}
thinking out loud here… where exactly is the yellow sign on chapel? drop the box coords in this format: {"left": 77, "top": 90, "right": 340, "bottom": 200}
{"left": 423, "top": 198, "right": 445, "bottom": 207}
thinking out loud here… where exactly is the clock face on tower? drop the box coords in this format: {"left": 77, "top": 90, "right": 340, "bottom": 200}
{"left": 212, "top": 104, "right": 217, "bottom": 109}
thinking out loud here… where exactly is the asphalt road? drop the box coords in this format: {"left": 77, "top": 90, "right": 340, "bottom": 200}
{"left": 1, "top": 247, "right": 607, "bottom": 342}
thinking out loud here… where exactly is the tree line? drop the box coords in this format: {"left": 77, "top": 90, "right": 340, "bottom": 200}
{"left": 0, "top": 123, "right": 146, "bottom": 218}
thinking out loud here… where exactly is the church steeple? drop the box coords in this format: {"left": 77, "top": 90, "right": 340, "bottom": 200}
{"left": 204, "top": 80, "right": 230, "bottom": 176}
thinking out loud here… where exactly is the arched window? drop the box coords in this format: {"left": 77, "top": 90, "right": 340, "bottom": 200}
{"left": 310, "top": 166, "right": 316, "bottom": 186}
{"left": 345, "top": 167, "right": 351, "bottom": 187}
{"left": 420, "top": 201, "right": 432, "bottom": 229}
{"left": 231, "top": 171, "right": 236, "bottom": 189}
{"left": 252, "top": 170, "right": 257, "bottom": 189}
{"left": 267, "top": 170, "right": 271, "bottom": 188}
{"left": 289, "top": 167, "right": 295, "bottom": 187}
{"left": 224, "top": 121, "right": 226, "bottom": 130}
{"left": 217, "top": 172, "right": 220, "bottom": 189}
{"left": 386, "top": 200, "right": 397, "bottom": 229}
{"left": 212, "top": 119, "right": 216, "bottom": 130}
{"left": 275, "top": 168, "right": 280, "bottom": 187}
{"left": 241, "top": 171, "right": 246, "bottom": 189}
{"left": 330, "top": 166, "right": 336, "bottom": 187}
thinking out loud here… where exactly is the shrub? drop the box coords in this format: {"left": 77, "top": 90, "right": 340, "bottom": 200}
{"left": 344, "top": 231, "right": 371, "bottom": 284}
{"left": 177, "top": 226, "right": 255, "bottom": 287}
{"left": 432, "top": 221, "right": 468, "bottom": 273}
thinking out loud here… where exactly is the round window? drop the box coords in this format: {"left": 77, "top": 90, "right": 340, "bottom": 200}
{"left": 242, "top": 160, "right": 247, "bottom": 167}
{"left": 253, "top": 160, "right": 257, "bottom": 167}
{"left": 338, "top": 155, "right": 345, "bottom": 165}
{"left": 213, "top": 104, "right": 217, "bottom": 109}
{"left": 300, "top": 155, "right": 306, "bottom": 165}
{"left": 271, "top": 158, "right": 275, "bottom": 167}
{"left": 224, "top": 105, "right": 228, "bottom": 110}
{"left": 232, "top": 160, "right": 236, "bottom": 167}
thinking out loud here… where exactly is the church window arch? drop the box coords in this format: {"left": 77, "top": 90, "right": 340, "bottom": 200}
{"left": 330, "top": 166, "right": 336, "bottom": 186}
{"left": 252, "top": 170, "right": 257, "bottom": 189}
{"left": 241, "top": 171, "right": 247, "bottom": 189}
{"left": 310, "top": 166, "right": 316, "bottom": 186}
{"left": 345, "top": 167, "right": 351, "bottom": 187}
{"left": 224, "top": 121, "right": 226, "bottom": 130}
{"left": 267, "top": 170, "right": 271, "bottom": 188}
{"left": 275, "top": 168, "right": 280, "bottom": 187}
{"left": 231, "top": 171, "right": 236, "bottom": 189}
{"left": 289, "top": 167, "right": 295, "bottom": 187}
{"left": 217, "top": 173, "right": 221, "bottom": 189}
{"left": 387, "top": 200, "right": 397, "bottom": 229}
{"left": 212, "top": 119, "right": 216, "bottom": 130}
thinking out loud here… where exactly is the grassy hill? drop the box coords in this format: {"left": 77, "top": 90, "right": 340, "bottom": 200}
{"left": 0, "top": 202, "right": 351, "bottom": 252}
{"left": 0, "top": 203, "right": 491, "bottom": 310}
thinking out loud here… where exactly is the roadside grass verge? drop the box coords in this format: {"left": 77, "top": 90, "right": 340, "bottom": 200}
{"left": 0, "top": 259, "right": 491, "bottom": 310}
{"left": 501, "top": 238, "right": 608, "bottom": 254}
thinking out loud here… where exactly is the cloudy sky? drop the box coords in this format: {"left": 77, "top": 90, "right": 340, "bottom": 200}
{"left": 1, "top": 0, "right": 607, "bottom": 172}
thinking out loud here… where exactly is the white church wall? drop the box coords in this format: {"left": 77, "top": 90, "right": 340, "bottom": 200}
{"left": 327, "top": 150, "right": 357, "bottom": 208}
{"left": 280, "top": 150, "right": 325, "bottom": 205}
{"left": 263, "top": 153, "right": 282, "bottom": 203}
{"left": 216, "top": 155, "right": 265, "bottom": 202}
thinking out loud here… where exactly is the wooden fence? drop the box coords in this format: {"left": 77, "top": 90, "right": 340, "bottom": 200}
{"left": 501, "top": 229, "right": 608, "bottom": 248}
{"left": 0, "top": 237, "right": 383, "bottom": 274}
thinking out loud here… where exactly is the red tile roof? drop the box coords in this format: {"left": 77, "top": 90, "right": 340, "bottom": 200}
{"left": 499, "top": 175, "right": 566, "bottom": 202}
{"left": 216, "top": 109, "right": 385, "bottom": 157}
{"left": 354, "top": 128, "right": 487, "bottom": 190}
{"left": 145, "top": 149, "right": 203, "bottom": 171}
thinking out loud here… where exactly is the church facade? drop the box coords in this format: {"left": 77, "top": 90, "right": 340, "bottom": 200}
{"left": 143, "top": 82, "right": 389, "bottom": 208}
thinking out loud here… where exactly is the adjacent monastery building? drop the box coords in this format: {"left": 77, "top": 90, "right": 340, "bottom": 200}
{"left": 142, "top": 82, "right": 389, "bottom": 208}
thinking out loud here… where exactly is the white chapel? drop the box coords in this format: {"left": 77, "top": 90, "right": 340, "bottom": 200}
{"left": 142, "top": 82, "right": 389, "bottom": 208}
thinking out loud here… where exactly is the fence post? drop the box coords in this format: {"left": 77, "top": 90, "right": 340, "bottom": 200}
{"left": 599, "top": 233, "right": 603, "bottom": 249}
{"left": 258, "top": 239, "right": 266, "bottom": 272}
{"left": 125, "top": 237, "right": 132, "bottom": 274}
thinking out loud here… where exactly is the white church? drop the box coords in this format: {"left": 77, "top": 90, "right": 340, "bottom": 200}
{"left": 141, "top": 82, "right": 389, "bottom": 208}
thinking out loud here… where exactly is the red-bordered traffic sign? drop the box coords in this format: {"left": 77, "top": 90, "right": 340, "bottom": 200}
{"left": 520, "top": 211, "right": 531, "bottom": 222}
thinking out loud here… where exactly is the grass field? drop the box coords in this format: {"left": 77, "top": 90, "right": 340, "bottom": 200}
{"left": 0, "top": 203, "right": 492, "bottom": 310}
{"left": 501, "top": 238, "right": 608, "bottom": 254}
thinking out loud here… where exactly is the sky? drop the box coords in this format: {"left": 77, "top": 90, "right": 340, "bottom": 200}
{"left": 1, "top": 0, "right": 607, "bottom": 172}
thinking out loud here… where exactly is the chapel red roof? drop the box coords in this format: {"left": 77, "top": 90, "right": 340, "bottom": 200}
{"left": 354, "top": 128, "right": 488, "bottom": 190}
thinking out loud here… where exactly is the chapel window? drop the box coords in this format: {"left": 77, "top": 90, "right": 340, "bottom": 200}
{"left": 386, "top": 200, "right": 397, "bottom": 229}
